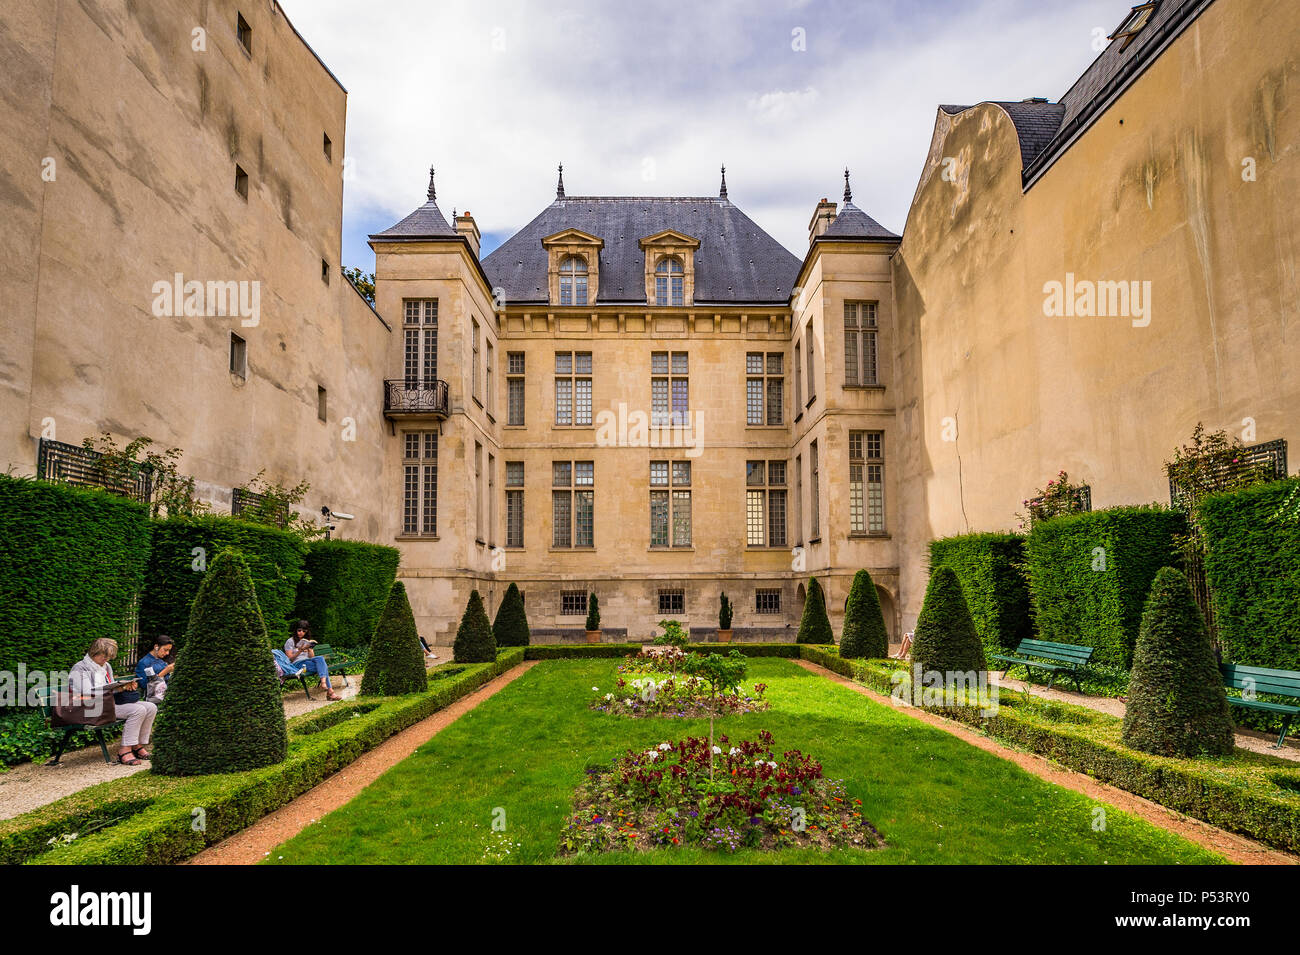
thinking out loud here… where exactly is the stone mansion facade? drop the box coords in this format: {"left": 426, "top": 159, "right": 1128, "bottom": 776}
{"left": 2, "top": 0, "right": 1295, "bottom": 644}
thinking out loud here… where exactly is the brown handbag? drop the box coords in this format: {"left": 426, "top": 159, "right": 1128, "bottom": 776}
{"left": 51, "top": 688, "right": 118, "bottom": 727}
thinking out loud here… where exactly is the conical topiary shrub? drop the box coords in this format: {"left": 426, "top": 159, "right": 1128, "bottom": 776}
{"left": 910, "top": 566, "right": 985, "bottom": 676}
{"left": 796, "top": 577, "right": 833, "bottom": 644}
{"left": 493, "top": 582, "right": 531, "bottom": 647}
{"left": 454, "top": 589, "right": 497, "bottom": 663}
{"left": 840, "top": 569, "right": 889, "bottom": 659}
{"left": 360, "top": 581, "right": 428, "bottom": 696}
{"left": 152, "top": 548, "right": 287, "bottom": 776}
{"left": 1122, "top": 567, "right": 1235, "bottom": 757}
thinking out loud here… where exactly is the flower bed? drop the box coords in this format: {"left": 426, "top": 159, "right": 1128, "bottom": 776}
{"left": 589, "top": 648, "right": 769, "bottom": 718}
{"left": 558, "top": 730, "right": 883, "bottom": 856}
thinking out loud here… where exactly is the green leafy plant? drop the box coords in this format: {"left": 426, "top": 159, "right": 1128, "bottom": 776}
{"left": 342, "top": 266, "right": 376, "bottom": 305}
{"left": 360, "top": 582, "right": 428, "bottom": 696}
{"left": 1018, "top": 470, "right": 1089, "bottom": 530}
{"left": 584, "top": 592, "right": 601, "bottom": 632}
{"left": 81, "top": 432, "right": 207, "bottom": 518}
{"left": 795, "top": 577, "right": 833, "bottom": 644}
{"left": 718, "top": 592, "right": 733, "bottom": 630}
{"left": 1121, "top": 567, "right": 1235, "bottom": 757}
{"left": 654, "top": 619, "right": 689, "bottom": 648}
{"left": 839, "top": 569, "right": 889, "bottom": 659}
{"left": 233, "top": 470, "right": 323, "bottom": 541}
{"left": 453, "top": 590, "right": 497, "bottom": 663}
{"left": 910, "top": 566, "right": 986, "bottom": 676}
{"left": 680, "top": 650, "right": 749, "bottom": 777}
{"left": 493, "top": 582, "right": 531, "bottom": 647}
{"left": 152, "top": 548, "right": 288, "bottom": 776}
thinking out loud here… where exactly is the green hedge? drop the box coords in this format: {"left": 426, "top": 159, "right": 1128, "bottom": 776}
{"left": 1199, "top": 478, "right": 1300, "bottom": 669}
{"left": 929, "top": 533, "right": 1032, "bottom": 658}
{"left": 139, "top": 516, "right": 308, "bottom": 649}
{"left": 0, "top": 476, "right": 151, "bottom": 675}
{"left": 799, "top": 646, "right": 1300, "bottom": 853}
{"left": 1025, "top": 506, "right": 1186, "bottom": 668}
{"left": 2, "top": 647, "right": 526, "bottom": 865}
{"left": 293, "top": 540, "right": 400, "bottom": 649}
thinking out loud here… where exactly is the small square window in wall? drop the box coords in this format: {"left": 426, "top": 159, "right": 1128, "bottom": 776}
{"left": 561, "top": 590, "right": 588, "bottom": 616}
{"left": 755, "top": 588, "right": 782, "bottom": 614}
{"left": 323, "top": 132, "right": 332, "bottom": 162}
{"left": 234, "top": 165, "right": 248, "bottom": 200}
{"left": 229, "top": 333, "right": 247, "bottom": 378}
{"left": 236, "top": 13, "right": 252, "bottom": 53}
{"left": 658, "top": 588, "right": 685, "bottom": 615}
{"left": 317, "top": 386, "right": 327, "bottom": 422}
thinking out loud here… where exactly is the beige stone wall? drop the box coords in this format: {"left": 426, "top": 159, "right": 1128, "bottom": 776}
{"left": 892, "top": 0, "right": 1299, "bottom": 631}
{"left": 0, "top": 0, "right": 391, "bottom": 538}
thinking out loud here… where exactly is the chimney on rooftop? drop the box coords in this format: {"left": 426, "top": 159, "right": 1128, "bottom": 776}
{"left": 808, "top": 197, "right": 837, "bottom": 245}
{"left": 456, "top": 210, "right": 481, "bottom": 258}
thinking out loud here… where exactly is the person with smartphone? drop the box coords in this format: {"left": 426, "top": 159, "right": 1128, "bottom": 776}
{"left": 284, "top": 620, "right": 340, "bottom": 701}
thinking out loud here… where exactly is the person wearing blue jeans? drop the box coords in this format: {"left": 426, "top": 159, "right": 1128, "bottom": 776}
{"left": 284, "top": 620, "right": 340, "bottom": 700}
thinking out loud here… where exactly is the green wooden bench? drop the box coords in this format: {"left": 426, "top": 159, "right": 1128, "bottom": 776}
{"left": 991, "top": 639, "right": 1094, "bottom": 691}
{"left": 1221, "top": 663, "right": 1300, "bottom": 748}
{"left": 34, "top": 686, "right": 124, "bottom": 767}
{"left": 311, "top": 644, "right": 358, "bottom": 688}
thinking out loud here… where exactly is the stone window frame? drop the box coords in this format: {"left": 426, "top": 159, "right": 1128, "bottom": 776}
{"left": 542, "top": 229, "right": 603, "bottom": 306}
{"left": 639, "top": 230, "right": 700, "bottom": 307}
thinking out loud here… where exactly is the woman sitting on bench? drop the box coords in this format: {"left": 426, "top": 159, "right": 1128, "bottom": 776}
{"left": 283, "top": 620, "right": 341, "bottom": 701}
{"left": 69, "top": 637, "right": 158, "bottom": 766}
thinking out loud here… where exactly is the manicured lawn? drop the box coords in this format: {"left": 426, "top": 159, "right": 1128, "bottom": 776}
{"left": 267, "top": 659, "right": 1224, "bottom": 864}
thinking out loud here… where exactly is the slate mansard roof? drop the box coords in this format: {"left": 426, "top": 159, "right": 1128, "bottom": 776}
{"left": 941, "top": 0, "right": 1212, "bottom": 185}
{"left": 479, "top": 196, "right": 804, "bottom": 305}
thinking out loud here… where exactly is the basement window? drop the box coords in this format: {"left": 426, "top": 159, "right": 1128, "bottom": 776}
{"left": 229, "top": 333, "right": 247, "bottom": 379}
{"left": 234, "top": 164, "right": 248, "bottom": 200}
{"left": 1109, "top": 2, "right": 1158, "bottom": 53}
{"left": 236, "top": 13, "right": 252, "bottom": 54}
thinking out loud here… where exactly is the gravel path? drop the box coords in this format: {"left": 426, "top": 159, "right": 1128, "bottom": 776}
{"left": 800, "top": 660, "right": 1297, "bottom": 865}
{"left": 0, "top": 681, "right": 363, "bottom": 822}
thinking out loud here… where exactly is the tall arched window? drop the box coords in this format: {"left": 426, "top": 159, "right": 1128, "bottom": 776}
{"left": 655, "top": 256, "right": 684, "bottom": 306}
{"left": 559, "top": 255, "right": 588, "bottom": 306}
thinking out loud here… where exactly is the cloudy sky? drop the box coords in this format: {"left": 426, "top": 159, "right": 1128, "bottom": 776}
{"left": 281, "top": 0, "right": 1127, "bottom": 271}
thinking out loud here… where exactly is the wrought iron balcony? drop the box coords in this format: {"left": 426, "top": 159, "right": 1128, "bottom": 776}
{"left": 384, "top": 379, "right": 450, "bottom": 419}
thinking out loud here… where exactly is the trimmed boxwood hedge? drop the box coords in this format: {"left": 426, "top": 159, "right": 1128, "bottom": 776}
{"left": 1, "top": 647, "right": 526, "bottom": 865}
{"left": 139, "top": 516, "right": 308, "bottom": 650}
{"left": 1199, "top": 478, "right": 1300, "bottom": 670}
{"left": 292, "top": 539, "right": 400, "bottom": 650}
{"left": 929, "top": 532, "right": 1032, "bottom": 659}
{"left": 0, "top": 475, "right": 152, "bottom": 676}
{"left": 1025, "top": 506, "right": 1186, "bottom": 668}
{"left": 800, "top": 646, "right": 1300, "bottom": 853}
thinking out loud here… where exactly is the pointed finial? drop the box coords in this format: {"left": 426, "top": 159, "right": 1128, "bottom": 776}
{"left": 719, "top": 164, "right": 728, "bottom": 199}
{"left": 556, "top": 163, "right": 565, "bottom": 199}
{"left": 427, "top": 165, "right": 436, "bottom": 201}
{"left": 843, "top": 167, "right": 852, "bottom": 205}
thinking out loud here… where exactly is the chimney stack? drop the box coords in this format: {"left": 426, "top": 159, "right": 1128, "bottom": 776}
{"left": 808, "top": 197, "right": 837, "bottom": 244}
{"left": 456, "top": 210, "right": 481, "bottom": 258}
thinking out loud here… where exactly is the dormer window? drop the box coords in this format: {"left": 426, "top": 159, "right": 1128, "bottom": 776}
{"left": 1109, "top": 2, "right": 1158, "bottom": 52}
{"left": 542, "top": 229, "right": 603, "bottom": 306}
{"left": 655, "top": 257, "right": 685, "bottom": 307}
{"left": 559, "top": 255, "right": 588, "bottom": 306}
{"left": 639, "top": 230, "right": 699, "bottom": 307}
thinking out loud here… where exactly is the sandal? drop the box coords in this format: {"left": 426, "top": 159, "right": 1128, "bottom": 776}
{"left": 132, "top": 747, "right": 152, "bottom": 760}
{"left": 118, "top": 753, "right": 142, "bottom": 766}
{"left": 325, "top": 691, "right": 342, "bottom": 701}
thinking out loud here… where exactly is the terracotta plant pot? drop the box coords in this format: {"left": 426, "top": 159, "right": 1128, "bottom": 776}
{"left": 716, "top": 629, "right": 733, "bottom": 643}
{"left": 585, "top": 630, "right": 602, "bottom": 644}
